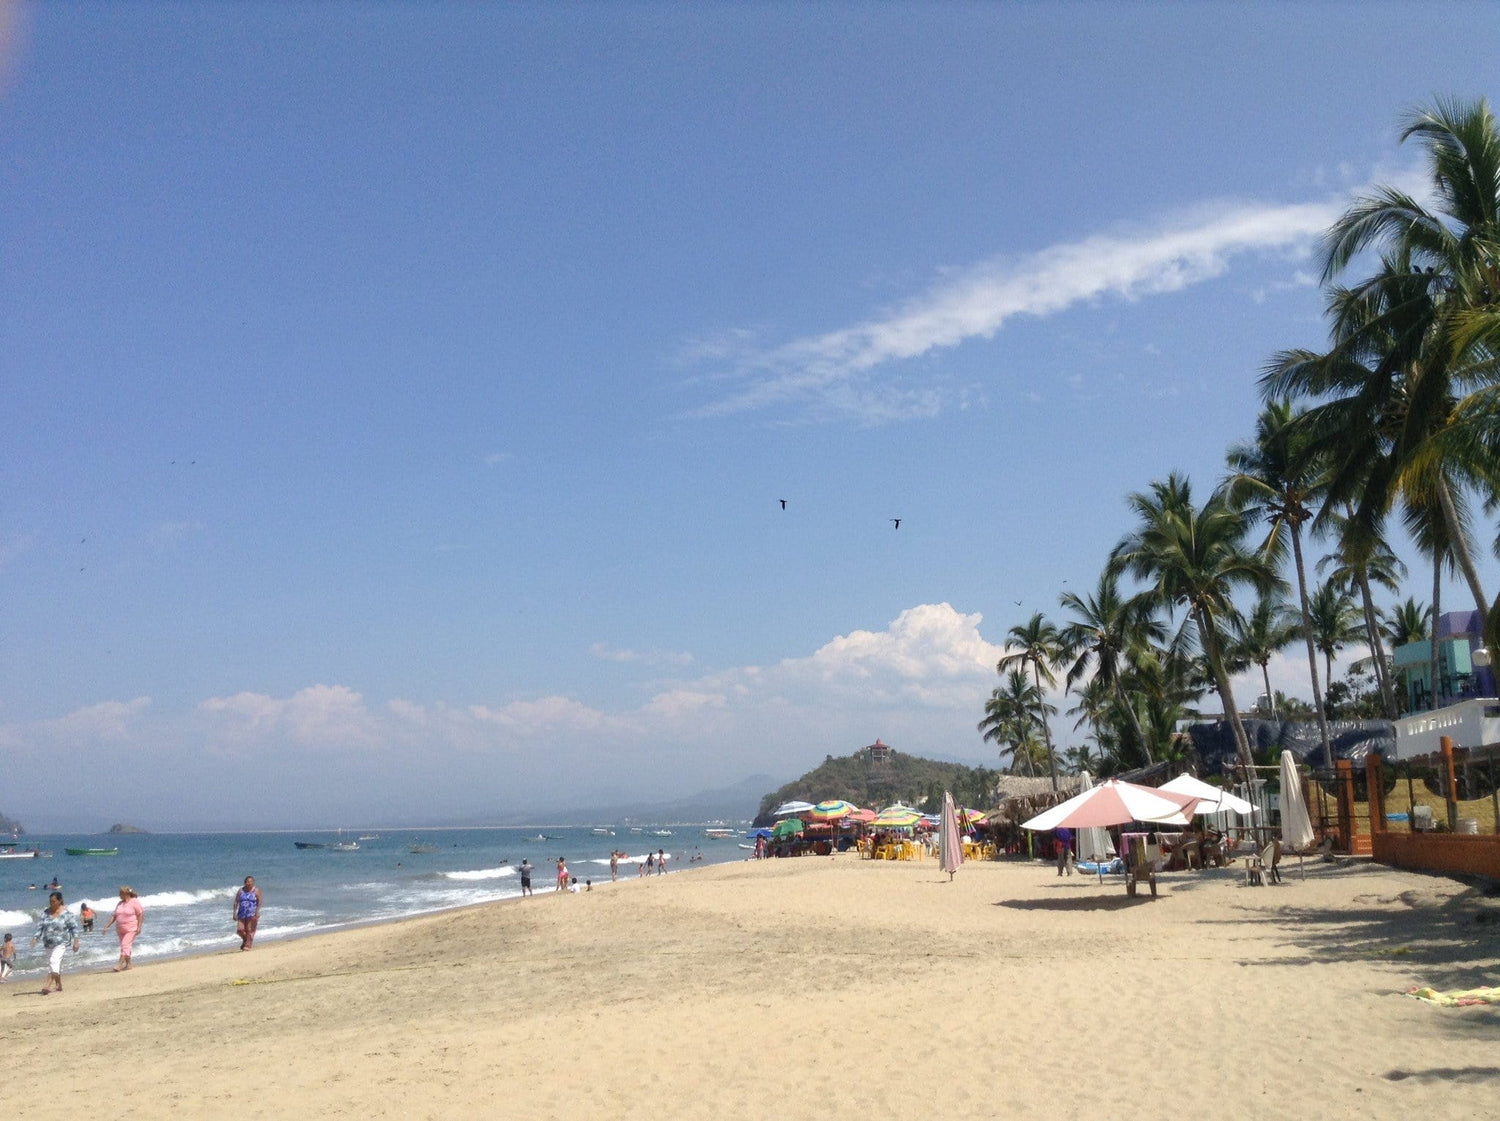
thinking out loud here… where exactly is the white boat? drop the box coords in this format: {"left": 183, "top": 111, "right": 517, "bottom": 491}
{"left": 646, "top": 829, "right": 673, "bottom": 837}
{"left": 704, "top": 827, "right": 734, "bottom": 839}
{"left": 591, "top": 828, "right": 614, "bottom": 836}
{"left": 0, "top": 846, "right": 43, "bottom": 860}
{"left": 330, "top": 841, "right": 360, "bottom": 852}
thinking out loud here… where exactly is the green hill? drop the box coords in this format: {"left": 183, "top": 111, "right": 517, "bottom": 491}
{"left": 753, "top": 745, "right": 998, "bottom": 825}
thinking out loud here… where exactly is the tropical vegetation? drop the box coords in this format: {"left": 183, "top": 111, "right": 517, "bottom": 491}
{"left": 980, "top": 97, "right": 1500, "bottom": 780}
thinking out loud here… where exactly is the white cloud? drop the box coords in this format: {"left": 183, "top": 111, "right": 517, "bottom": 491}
{"left": 199, "top": 684, "right": 380, "bottom": 752}
{"left": 688, "top": 195, "right": 1347, "bottom": 423}
{"left": 589, "top": 642, "right": 694, "bottom": 667}
{"left": 37, "top": 697, "right": 151, "bottom": 742}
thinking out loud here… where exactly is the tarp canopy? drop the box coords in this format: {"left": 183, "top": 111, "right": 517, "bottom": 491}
{"left": 1160, "top": 773, "right": 1257, "bottom": 817}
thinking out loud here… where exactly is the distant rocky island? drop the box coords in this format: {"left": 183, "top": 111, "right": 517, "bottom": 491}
{"left": 108, "top": 823, "right": 149, "bottom": 834}
{"left": 0, "top": 811, "right": 23, "bottom": 836}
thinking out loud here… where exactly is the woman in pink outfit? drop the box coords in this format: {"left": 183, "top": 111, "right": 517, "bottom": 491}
{"left": 102, "top": 885, "right": 144, "bottom": 971}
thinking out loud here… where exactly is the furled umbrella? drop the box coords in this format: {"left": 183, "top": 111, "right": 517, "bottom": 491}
{"left": 939, "top": 791, "right": 963, "bottom": 881}
{"left": 1278, "top": 751, "right": 1315, "bottom": 851}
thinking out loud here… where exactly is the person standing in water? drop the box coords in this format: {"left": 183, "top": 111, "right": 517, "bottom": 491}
{"left": 0, "top": 933, "right": 15, "bottom": 980}
{"left": 32, "top": 891, "right": 80, "bottom": 994}
{"left": 555, "top": 857, "right": 568, "bottom": 892}
{"left": 102, "top": 886, "right": 144, "bottom": 971}
{"left": 233, "top": 876, "right": 262, "bottom": 951}
{"left": 609, "top": 850, "right": 619, "bottom": 882}
{"left": 519, "top": 859, "right": 533, "bottom": 897}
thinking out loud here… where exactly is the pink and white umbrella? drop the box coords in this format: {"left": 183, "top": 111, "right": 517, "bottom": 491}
{"left": 939, "top": 791, "right": 963, "bottom": 881}
{"left": 1021, "top": 779, "right": 1200, "bottom": 832}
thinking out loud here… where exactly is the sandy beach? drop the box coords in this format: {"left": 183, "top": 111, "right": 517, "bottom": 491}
{"left": 3, "top": 855, "right": 1497, "bottom": 1119}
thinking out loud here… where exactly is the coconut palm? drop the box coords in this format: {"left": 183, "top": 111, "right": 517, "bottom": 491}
{"left": 1225, "top": 399, "right": 1335, "bottom": 761}
{"left": 1057, "top": 570, "right": 1165, "bottom": 764}
{"left": 1314, "top": 97, "right": 1500, "bottom": 649}
{"left": 1382, "top": 597, "right": 1432, "bottom": 648}
{"left": 1305, "top": 580, "right": 1363, "bottom": 692}
{"left": 978, "top": 669, "right": 1053, "bottom": 777}
{"left": 999, "top": 613, "right": 1064, "bottom": 791}
{"left": 1228, "top": 591, "right": 1300, "bottom": 720}
{"left": 1316, "top": 505, "right": 1406, "bottom": 718}
{"left": 1111, "top": 474, "right": 1277, "bottom": 771}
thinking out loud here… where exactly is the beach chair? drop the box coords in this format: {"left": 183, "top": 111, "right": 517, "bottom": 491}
{"left": 1124, "top": 837, "right": 1158, "bottom": 899}
{"left": 1245, "top": 841, "right": 1277, "bottom": 886}
{"left": 1264, "top": 840, "right": 1283, "bottom": 885}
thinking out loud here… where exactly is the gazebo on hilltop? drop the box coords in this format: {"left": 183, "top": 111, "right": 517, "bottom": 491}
{"left": 863, "top": 738, "right": 893, "bottom": 764}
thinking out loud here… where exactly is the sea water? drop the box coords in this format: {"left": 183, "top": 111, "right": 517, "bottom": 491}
{"left": 0, "top": 827, "right": 748, "bottom": 979}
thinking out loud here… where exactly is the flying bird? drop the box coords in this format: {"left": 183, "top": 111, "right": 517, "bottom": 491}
{"left": 779, "top": 499, "right": 786, "bottom": 509}
{"left": 891, "top": 518, "right": 901, "bottom": 530}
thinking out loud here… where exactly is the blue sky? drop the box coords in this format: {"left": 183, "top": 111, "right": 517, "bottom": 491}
{"left": 4, "top": 4, "right": 1500, "bottom": 830}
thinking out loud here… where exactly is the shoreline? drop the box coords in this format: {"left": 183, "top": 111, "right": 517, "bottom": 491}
{"left": 5, "top": 854, "right": 1499, "bottom": 1118}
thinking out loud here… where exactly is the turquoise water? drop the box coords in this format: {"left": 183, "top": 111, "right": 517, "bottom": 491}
{"left": 0, "top": 827, "right": 746, "bottom": 978}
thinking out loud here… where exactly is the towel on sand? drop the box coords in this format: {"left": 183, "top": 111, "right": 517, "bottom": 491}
{"left": 1405, "top": 985, "right": 1500, "bottom": 1007}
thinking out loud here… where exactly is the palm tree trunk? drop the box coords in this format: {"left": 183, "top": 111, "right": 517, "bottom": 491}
{"left": 1436, "top": 474, "right": 1490, "bottom": 621}
{"left": 1112, "top": 678, "right": 1153, "bottom": 764}
{"left": 1291, "top": 528, "right": 1334, "bottom": 768}
{"left": 1032, "top": 660, "right": 1059, "bottom": 792}
{"left": 1197, "top": 605, "right": 1254, "bottom": 770}
{"left": 1260, "top": 661, "right": 1276, "bottom": 719}
{"left": 1356, "top": 572, "right": 1397, "bottom": 718}
{"left": 1430, "top": 555, "right": 1442, "bottom": 711}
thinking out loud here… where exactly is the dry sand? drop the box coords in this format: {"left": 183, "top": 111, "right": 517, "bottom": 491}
{"left": 3, "top": 854, "right": 1498, "bottom": 1119}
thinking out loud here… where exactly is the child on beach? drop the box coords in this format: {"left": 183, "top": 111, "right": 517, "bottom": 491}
{"left": 0, "top": 933, "right": 14, "bottom": 980}
{"left": 79, "top": 903, "right": 95, "bottom": 932}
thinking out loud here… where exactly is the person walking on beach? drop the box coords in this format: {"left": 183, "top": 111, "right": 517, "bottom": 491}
{"left": 609, "top": 850, "right": 619, "bottom": 882}
{"left": 656, "top": 848, "right": 666, "bottom": 875}
{"left": 233, "top": 876, "right": 262, "bottom": 951}
{"left": 555, "top": 857, "right": 568, "bottom": 892}
{"left": 32, "top": 891, "right": 80, "bottom": 994}
{"left": 1055, "top": 827, "right": 1073, "bottom": 876}
{"left": 102, "top": 885, "right": 144, "bottom": 971}
{"left": 519, "top": 859, "right": 533, "bottom": 896}
{"left": 0, "top": 933, "right": 15, "bottom": 980}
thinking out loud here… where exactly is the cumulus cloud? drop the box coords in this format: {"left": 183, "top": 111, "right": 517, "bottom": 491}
{"left": 37, "top": 697, "right": 151, "bottom": 742}
{"left": 199, "top": 684, "right": 380, "bottom": 752}
{"left": 687, "top": 195, "right": 1347, "bottom": 423}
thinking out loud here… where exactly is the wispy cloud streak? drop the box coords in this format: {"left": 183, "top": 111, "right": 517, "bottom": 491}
{"left": 690, "top": 197, "right": 1345, "bottom": 422}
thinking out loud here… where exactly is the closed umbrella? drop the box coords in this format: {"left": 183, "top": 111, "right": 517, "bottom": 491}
{"left": 939, "top": 791, "right": 963, "bottom": 881}
{"left": 1073, "top": 772, "right": 1114, "bottom": 863}
{"left": 1279, "top": 751, "right": 1315, "bottom": 850}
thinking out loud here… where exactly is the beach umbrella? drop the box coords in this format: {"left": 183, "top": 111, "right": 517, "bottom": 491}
{"left": 749, "top": 828, "right": 773, "bottom": 839}
{"left": 1279, "top": 751, "right": 1315, "bottom": 850}
{"left": 871, "top": 806, "right": 922, "bottom": 829}
{"left": 1021, "top": 779, "right": 1199, "bottom": 832}
{"left": 1160, "top": 773, "right": 1257, "bottom": 816}
{"left": 774, "top": 800, "right": 816, "bottom": 817}
{"left": 771, "top": 818, "right": 804, "bottom": 840}
{"left": 939, "top": 791, "right": 963, "bottom": 881}
{"left": 807, "top": 799, "right": 859, "bottom": 820}
{"left": 848, "top": 808, "right": 877, "bottom": 824}
{"left": 1072, "top": 772, "right": 1114, "bottom": 862}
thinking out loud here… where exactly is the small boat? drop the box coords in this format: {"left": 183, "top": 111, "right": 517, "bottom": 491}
{"left": 408, "top": 843, "right": 439, "bottom": 854}
{"left": 330, "top": 840, "right": 360, "bottom": 851}
{"left": 294, "top": 841, "right": 327, "bottom": 850}
{"left": 65, "top": 847, "right": 119, "bottom": 856}
{"left": 738, "top": 843, "right": 756, "bottom": 850}
{"left": 591, "top": 827, "right": 614, "bottom": 836}
{"left": 646, "top": 829, "right": 673, "bottom": 837}
{"left": 357, "top": 834, "right": 379, "bottom": 841}
{"left": 704, "top": 827, "right": 734, "bottom": 839}
{"left": 0, "top": 846, "right": 43, "bottom": 860}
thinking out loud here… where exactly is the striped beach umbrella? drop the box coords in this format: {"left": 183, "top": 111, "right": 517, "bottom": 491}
{"left": 871, "top": 805, "right": 922, "bottom": 829}
{"left": 807, "top": 799, "right": 860, "bottom": 821}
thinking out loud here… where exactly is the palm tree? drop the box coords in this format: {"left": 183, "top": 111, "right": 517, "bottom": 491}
{"left": 978, "top": 669, "right": 1053, "bottom": 777}
{"left": 1305, "top": 579, "right": 1363, "bottom": 692}
{"left": 999, "top": 613, "right": 1064, "bottom": 791}
{"left": 1382, "top": 597, "right": 1432, "bottom": 648}
{"left": 1229, "top": 591, "right": 1300, "bottom": 720}
{"left": 1316, "top": 505, "right": 1406, "bottom": 718}
{"left": 1315, "top": 97, "right": 1500, "bottom": 650}
{"left": 1111, "top": 474, "right": 1277, "bottom": 771}
{"left": 1057, "top": 570, "right": 1165, "bottom": 764}
{"left": 1225, "top": 399, "right": 1335, "bottom": 760}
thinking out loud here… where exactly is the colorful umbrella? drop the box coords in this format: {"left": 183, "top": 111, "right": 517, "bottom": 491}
{"left": 1021, "top": 779, "right": 1199, "bottom": 831}
{"left": 771, "top": 817, "right": 804, "bottom": 839}
{"left": 807, "top": 799, "right": 860, "bottom": 820}
{"left": 871, "top": 805, "right": 922, "bottom": 829}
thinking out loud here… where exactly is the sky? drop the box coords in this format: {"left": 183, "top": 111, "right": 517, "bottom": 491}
{"left": 4, "top": 3, "right": 1500, "bottom": 831}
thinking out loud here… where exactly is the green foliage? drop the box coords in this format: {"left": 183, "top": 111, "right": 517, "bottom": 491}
{"left": 753, "top": 750, "right": 999, "bottom": 825}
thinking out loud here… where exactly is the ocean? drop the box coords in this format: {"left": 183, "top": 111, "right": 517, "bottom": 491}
{"left": 0, "top": 826, "right": 749, "bottom": 979}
